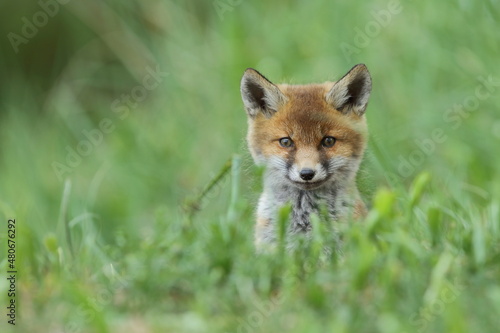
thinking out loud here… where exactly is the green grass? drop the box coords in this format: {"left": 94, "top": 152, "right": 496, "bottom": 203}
{"left": 1, "top": 0, "right": 500, "bottom": 332}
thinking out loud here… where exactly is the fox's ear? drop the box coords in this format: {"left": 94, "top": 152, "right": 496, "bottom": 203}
{"left": 326, "top": 64, "right": 372, "bottom": 116}
{"left": 240, "top": 68, "right": 287, "bottom": 118}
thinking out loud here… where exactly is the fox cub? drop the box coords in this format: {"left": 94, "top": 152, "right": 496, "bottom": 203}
{"left": 240, "top": 64, "right": 372, "bottom": 250}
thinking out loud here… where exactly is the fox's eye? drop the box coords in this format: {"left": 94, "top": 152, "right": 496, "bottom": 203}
{"left": 279, "top": 137, "right": 293, "bottom": 148}
{"left": 321, "top": 136, "right": 336, "bottom": 148}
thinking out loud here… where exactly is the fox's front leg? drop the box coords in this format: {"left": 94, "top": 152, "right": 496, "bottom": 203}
{"left": 254, "top": 216, "right": 273, "bottom": 250}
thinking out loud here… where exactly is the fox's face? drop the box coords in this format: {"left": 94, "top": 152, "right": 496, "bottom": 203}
{"left": 241, "top": 65, "right": 371, "bottom": 190}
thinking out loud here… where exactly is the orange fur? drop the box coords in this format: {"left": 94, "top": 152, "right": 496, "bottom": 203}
{"left": 241, "top": 64, "right": 372, "bottom": 250}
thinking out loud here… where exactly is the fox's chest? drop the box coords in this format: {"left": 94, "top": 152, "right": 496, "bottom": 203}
{"left": 288, "top": 188, "right": 342, "bottom": 233}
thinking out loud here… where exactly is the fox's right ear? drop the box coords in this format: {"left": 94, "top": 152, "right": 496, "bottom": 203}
{"left": 326, "top": 64, "right": 372, "bottom": 116}
{"left": 240, "top": 68, "right": 287, "bottom": 118}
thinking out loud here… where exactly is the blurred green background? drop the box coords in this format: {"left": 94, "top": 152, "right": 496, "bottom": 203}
{"left": 0, "top": 0, "right": 499, "bottom": 332}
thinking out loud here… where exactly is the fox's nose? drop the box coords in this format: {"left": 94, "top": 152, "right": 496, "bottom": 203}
{"left": 299, "top": 168, "right": 315, "bottom": 181}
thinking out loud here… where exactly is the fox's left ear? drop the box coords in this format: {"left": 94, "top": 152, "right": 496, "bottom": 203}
{"left": 326, "top": 64, "right": 372, "bottom": 116}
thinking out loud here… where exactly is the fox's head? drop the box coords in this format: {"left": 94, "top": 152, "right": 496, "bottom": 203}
{"left": 241, "top": 64, "right": 371, "bottom": 190}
